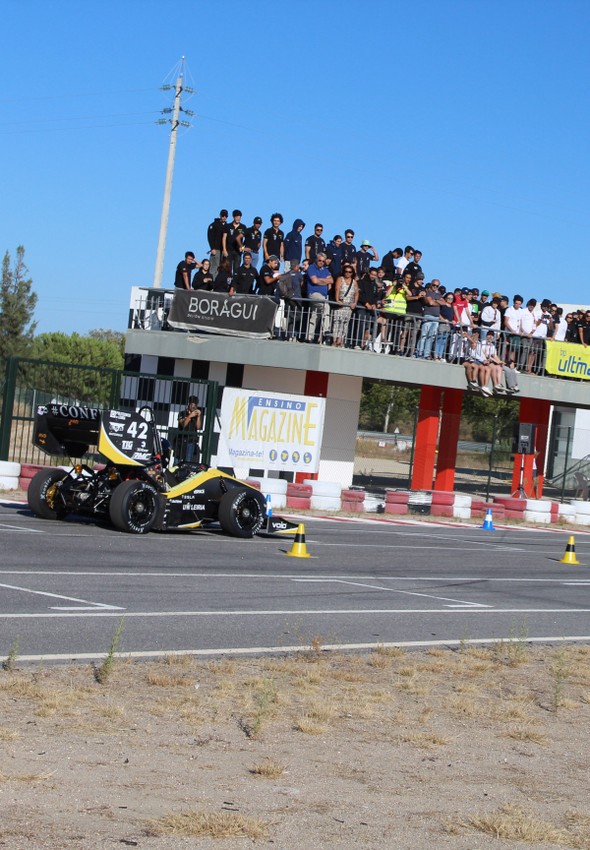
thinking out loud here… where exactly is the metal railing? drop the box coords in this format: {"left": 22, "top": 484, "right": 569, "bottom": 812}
{"left": 128, "top": 288, "right": 553, "bottom": 377}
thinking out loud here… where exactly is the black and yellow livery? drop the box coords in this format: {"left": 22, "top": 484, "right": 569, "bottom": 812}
{"left": 27, "top": 404, "right": 282, "bottom": 537}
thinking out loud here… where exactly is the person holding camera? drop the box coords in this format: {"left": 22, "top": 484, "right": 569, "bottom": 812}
{"left": 176, "top": 396, "right": 202, "bottom": 463}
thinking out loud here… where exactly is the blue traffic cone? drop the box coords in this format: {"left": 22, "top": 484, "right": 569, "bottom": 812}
{"left": 482, "top": 507, "right": 496, "bottom": 531}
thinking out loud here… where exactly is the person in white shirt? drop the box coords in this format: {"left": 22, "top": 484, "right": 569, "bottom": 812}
{"left": 482, "top": 332, "right": 520, "bottom": 393}
{"left": 503, "top": 294, "right": 524, "bottom": 366}
{"left": 480, "top": 296, "right": 502, "bottom": 332}
{"left": 395, "top": 245, "right": 414, "bottom": 279}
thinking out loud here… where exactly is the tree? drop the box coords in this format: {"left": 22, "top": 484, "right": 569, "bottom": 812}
{"left": 88, "top": 328, "right": 125, "bottom": 359}
{"left": 359, "top": 381, "right": 419, "bottom": 433}
{"left": 462, "top": 394, "right": 518, "bottom": 443}
{"left": 0, "top": 246, "right": 37, "bottom": 359}
{"left": 29, "top": 332, "right": 124, "bottom": 406}
{"left": 30, "top": 332, "right": 124, "bottom": 371}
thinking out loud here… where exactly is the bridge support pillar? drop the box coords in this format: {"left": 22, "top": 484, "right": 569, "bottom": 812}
{"left": 434, "top": 388, "right": 464, "bottom": 491}
{"left": 411, "top": 385, "right": 443, "bottom": 491}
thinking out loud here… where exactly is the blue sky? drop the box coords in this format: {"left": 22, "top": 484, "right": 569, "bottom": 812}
{"left": 2, "top": 0, "right": 589, "bottom": 335}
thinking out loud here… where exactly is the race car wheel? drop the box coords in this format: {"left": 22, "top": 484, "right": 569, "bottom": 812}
{"left": 109, "top": 480, "right": 159, "bottom": 534}
{"left": 218, "top": 487, "right": 265, "bottom": 538}
{"left": 27, "top": 468, "right": 69, "bottom": 520}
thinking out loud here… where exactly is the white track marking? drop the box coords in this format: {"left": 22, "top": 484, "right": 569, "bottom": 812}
{"left": 291, "top": 578, "right": 491, "bottom": 607}
{"left": 0, "top": 570, "right": 587, "bottom": 582}
{"left": 13, "top": 634, "right": 590, "bottom": 662}
{"left": 0, "top": 582, "right": 124, "bottom": 611}
{"left": 0, "top": 523, "right": 43, "bottom": 533}
{"left": 1, "top": 607, "right": 590, "bottom": 620}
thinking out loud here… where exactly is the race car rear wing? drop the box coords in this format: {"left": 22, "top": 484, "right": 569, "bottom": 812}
{"left": 33, "top": 404, "right": 159, "bottom": 466}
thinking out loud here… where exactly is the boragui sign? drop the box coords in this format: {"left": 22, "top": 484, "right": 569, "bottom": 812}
{"left": 168, "top": 290, "right": 277, "bottom": 338}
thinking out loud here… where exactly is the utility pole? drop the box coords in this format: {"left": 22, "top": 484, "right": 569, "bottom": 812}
{"left": 152, "top": 57, "right": 194, "bottom": 289}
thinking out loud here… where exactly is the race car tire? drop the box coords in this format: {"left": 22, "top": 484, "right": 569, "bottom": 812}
{"left": 109, "top": 480, "right": 159, "bottom": 535}
{"left": 0, "top": 461, "right": 20, "bottom": 477}
{"left": 27, "top": 468, "right": 69, "bottom": 520}
{"left": 218, "top": 487, "right": 265, "bottom": 539}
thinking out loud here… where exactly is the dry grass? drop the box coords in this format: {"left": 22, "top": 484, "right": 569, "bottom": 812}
{"left": 460, "top": 803, "right": 585, "bottom": 846}
{"left": 0, "top": 727, "right": 19, "bottom": 741}
{"left": 145, "top": 810, "right": 268, "bottom": 839}
{"left": 2, "top": 644, "right": 590, "bottom": 848}
{"left": 395, "top": 732, "right": 449, "bottom": 748}
{"left": 501, "top": 725, "right": 548, "bottom": 745}
{"left": 249, "top": 759, "right": 287, "bottom": 778}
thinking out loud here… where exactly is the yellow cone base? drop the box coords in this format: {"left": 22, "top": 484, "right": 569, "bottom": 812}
{"left": 286, "top": 523, "right": 311, "bottom": 558}
{"left": 560, "top": 535, "right": 581, "bottom": 565}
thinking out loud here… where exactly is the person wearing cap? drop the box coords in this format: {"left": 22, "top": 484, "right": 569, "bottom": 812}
{"left": 469, "top": 288, "right": 481, "bottom": 324}
{"left": 264, "top": 214, "right": 285, "bottom": 263}
{"left": 474, "top": 289, "right": 490, "bottom": 324}
{"left": 356, "top": 240, "right": 379, "bottom": 279}
{"left": 415, "top": 279, "right": 444, "bottom": 359}
{"left": 233, "top": 252, "right": 259, "bottom": 295}
{"left": 207, "top": 209, "right": 229, "bottom": 278}
{"left": 305, "top": 224, "right": 327, "bottom": 264}
{"left": 176, "top": 396, "right": 202, "bottom": 463}
{"left": 174, "top": 251, "right": 197, "bottom": 290}
{"left": 222, "top": 209, "right": 247, "bottom": 276}
{"left": 283, "top": 218, "right": 306, "bottom": 271}
{"left": 243, "top": 217, "right": 263, "bottom": 269}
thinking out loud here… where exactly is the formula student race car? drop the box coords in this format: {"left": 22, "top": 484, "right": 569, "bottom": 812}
{"left": 27, "top": 403, "right": 294, "bottom": 537}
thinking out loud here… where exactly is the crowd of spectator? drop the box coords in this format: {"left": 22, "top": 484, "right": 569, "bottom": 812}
{"left": 172, "top": 209, "right": 587, "bottom": 386}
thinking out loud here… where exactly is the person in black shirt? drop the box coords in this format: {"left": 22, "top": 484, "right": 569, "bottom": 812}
{"left": 382, "top": 247, "right": 403, "bottom": 280}
{"left": 192, "top": 258, "right": 214, "bottom": 290}
{"left": 207, "top": 209, "right": 228, "bottom": 278}
{"left": 223, "top": 209, "right": 247, "bottom": 276}
{"left": 176, "top": 396, "right": 202, "bottom": 463}
{"left": 341, "top": 230, "right": 357, "bottom": 267}
{"left": 258, "top": 256, "right": 281, "bottom": 298}
{"left": 357, "top": 267, "right": 381, "bottom": 350}
{"left": 305, "top": 223, "right": 326, "bottom": 263}
{"left": 233, "top": 252, "right": 259, "bottom": 294}
{"left": 263, "top": 214, "right": 284, "bottom": 262}
{"left": 356, "top": 241, "right": 379, "bottom": 279}
{"left": 243, "top": 216, "right": 263, "bottom": 268}
{"left": 404, "top": 250, "right": 423, "bottom": 283}
{"left": 213, "top": 259, "right": 234, "bottom": 295}
{"left": 174, "top": 252, "right": 197, "bottom": 289}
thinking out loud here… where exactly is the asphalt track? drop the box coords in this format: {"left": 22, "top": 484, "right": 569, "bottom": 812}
{"left": 1, "top": 498, "right": 590, "bottom": 662}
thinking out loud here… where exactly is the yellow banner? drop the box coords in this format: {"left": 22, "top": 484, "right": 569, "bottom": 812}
{"left": 545, "top": 340, "right": 590, "bottom": 379}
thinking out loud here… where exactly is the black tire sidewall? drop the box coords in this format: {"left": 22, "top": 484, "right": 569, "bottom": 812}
{"left": 109, "top": 480, "right": 158, "bottom": 534}
{"left": 218, "top": 487, "right": 265, "bottom": 538}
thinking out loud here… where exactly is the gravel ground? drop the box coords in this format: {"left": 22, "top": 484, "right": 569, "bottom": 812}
{"left": 1, "top": 644, "right": 590, "bottom": 849}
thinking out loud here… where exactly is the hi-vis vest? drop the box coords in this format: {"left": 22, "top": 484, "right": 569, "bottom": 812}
{"left": 381, "top": 290, "right": 407, "bottom": 315}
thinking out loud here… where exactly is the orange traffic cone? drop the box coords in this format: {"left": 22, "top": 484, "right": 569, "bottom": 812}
{"left": 286, "top": 523, "right": 311, "bottom": 558}
{"left": 560, "top": 535, "right": 580, "bottom": 565}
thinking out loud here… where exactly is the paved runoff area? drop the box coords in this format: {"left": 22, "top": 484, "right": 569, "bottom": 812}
{"left": 1, "top": 497, "right": 590, "bottom": 662}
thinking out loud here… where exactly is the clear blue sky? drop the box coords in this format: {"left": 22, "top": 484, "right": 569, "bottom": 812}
{"left": 2, "top": 0, "right": 589, "bottom": 335}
